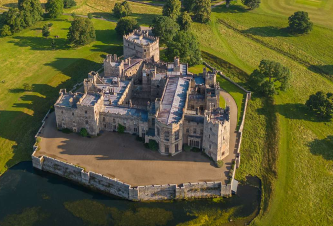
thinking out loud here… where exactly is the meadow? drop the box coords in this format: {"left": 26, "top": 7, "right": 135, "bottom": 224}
{"left": 0, "top": 0, "right": 333, "bottom": 225}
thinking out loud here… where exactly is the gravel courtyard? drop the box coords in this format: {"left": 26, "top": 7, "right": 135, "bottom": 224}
{"left": 35, "top": 113, "right": 229, "bottom": 186}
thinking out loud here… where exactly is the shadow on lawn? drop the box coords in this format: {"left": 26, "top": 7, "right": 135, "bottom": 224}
{"left": 308, "top": 65, "right": 333, "bottom": 76}
{"left": 243, "top": 26, "right": 291, "bottom": 37}
{"left": 257, "top": 102, "right": 331, "bottom": 122}
{"left": 8, "top": 36, "right": 70, "bottom": 50}
{"left": 308, "top": 136, "right": 333, "bottom": 161}
{"left": 213, "top": 4, "right": 247, "bottom": 14}
{"left": 1, "top": 58, "right": 105, "bottom": 171}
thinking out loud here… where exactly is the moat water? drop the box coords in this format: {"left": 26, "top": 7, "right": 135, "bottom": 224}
{"left": 0, "top": 162, "right": 261, "bottom": 226}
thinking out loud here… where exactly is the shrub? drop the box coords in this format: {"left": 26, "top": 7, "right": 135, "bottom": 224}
{"left": 183, "top": 144, "right": 191, "bottom": 151}
{"left": 1, "top": 25, "right": 12, "bottom": 37}
{"left": 148, "top": 140, "right": 158, "bottom": 151}
{"left": 191, "top": 147, "right": 201, "bottom": 152}
{"left": 288, "top": 11, "right": 313, "bottom": 35}
{"left": 80, "top": 128, "right": 88, "bottom": 137}
{"left": 216, "top": 160, "right": 224, "bottom": 168}
{"left": 23, "top": 83, "right": 32, "bottom": 91}
{"left": 50, "top": 105, "right": 54, "bottom": 112}
{"left": 63, "top": 0, "right": 76, "bottom": 8}
{"left": 87, "top": 13, "right": 93, "bottom": 20}
{"left": 242, "top": 0, "right": 260, "bottom": 10}
{"left": 136, "top": 136, "right": 144, "bottom": 142}
{"left": 62, "top": 128, "right": 72, "bottom": 134}
{"left": 117, "top": 123, "right": 125, "bottom": 133}
{"left": 42, "top": 24, "right": 50, "bottom": 38}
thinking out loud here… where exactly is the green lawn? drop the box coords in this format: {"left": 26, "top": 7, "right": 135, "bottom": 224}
{"left": 190, "top": 3, "right": 333, "bottom": 225}
{"left": 0, "top": 16, "right": 122, "bottom": 174}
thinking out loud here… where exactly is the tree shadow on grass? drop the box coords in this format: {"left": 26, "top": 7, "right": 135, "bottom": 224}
{"left": 308, "top": 136, "right": 333, "bottom": 161}
{"left": 95, "top": 29, "right": 122, "bottom": 45}
{"left": 8, "top": 36, "right": 70, "bottom": 50}
{"left": 308, "top": 65, "right": 333, "bottom": 76}
{"left": 242, "top": 26, "right": 291, "bottom": 37}
{"left": 1, "top": 58, "right": 105, "bottom": 172}
{"left": 3, "top": 3, "right": 17, "bottom": 7}
{"left": 212, "top": 4, "right": 247, "bottom": 14}
{"left": 257, "top": 102, "right": 331, "bottom": 122}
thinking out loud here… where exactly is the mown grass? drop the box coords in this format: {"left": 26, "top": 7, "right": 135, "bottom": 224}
{"left": 0, "top": 15, "right": 122, "bottom": 175}
{"left": 190, "top": 4, "right": 333, "bottom": 225}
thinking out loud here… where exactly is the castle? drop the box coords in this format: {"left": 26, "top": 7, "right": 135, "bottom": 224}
{"left": 54, "top": 30, "right": 230, "bottom": 162}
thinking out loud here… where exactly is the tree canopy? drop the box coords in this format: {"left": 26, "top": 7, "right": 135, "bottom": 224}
{"left": 248, "top": 60, "right": 291, "bottom": 96}
{"left": 18, "top": 0, "right": 43, "bottom": 27}
{"left": 178, "top": 11, "right": 192, "bottom": 31}
{"left": 67, "top": 17, "right": 96, "bottom": 46}
{"left": 192, "top": 0, "right": 211, "bottom": 23}
{"left": 183, "top": 0, "right": 194, "bottom": 12}
{"left": 165, "top": 31, "right": 201, "bottom": 66}
{"left": 46, "top": 0, "right": 64, "bottom": 19}
{"left": 1, "top": 8, "right": 24, "bottom": 34}
{"left": 113, "top": 1, "right": 132, "bottom": 18}
{"left": 288, "top": 11, "right": 313, "bottom": 34}
{"left": 42, "top": 24, "right": 50, "bottom": 37}
{"left": 306, "top": 92, "right": 333, "bottom": 118}
{"left": 115, "top": 17, "right": 140, "bottom": 36}
{"left": 151, "top": 16, "right": 180, "bottom": 43}
{"left": 241, "top": 0, "right": 260, "bottom": 10}
{"left": 162, "top": 0, "right": 181, "bottom": 21}
{"left": 63, "top": 0, "right": 76, "bottom": 8}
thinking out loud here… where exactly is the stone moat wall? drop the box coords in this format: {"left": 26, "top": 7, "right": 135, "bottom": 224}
{"left": 32, "top": 154, "right": 231, "bottom": 201}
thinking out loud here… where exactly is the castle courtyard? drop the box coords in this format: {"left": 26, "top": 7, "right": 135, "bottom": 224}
{"left": 35, "top": 112, "right": 231, "bottom": 186}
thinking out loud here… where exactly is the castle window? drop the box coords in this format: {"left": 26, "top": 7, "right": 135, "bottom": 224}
{"left": 175, "top": 130, "right": 179, "bottom": 141}
{"left": 103, "top": 117, "right": 105, "bottom": 122}
{"left": 222, "top": 151, "right": 225, "bottom": 156}
{"left": 210, "top": 127, "right": 212, "bottom": 131}
{"left": 113, "top": 118, "right": 116, "bottom": 123}
{"left": 157, "top": 127, "right": 160, "bottom": 137}
{"left": 85, "top": 120, "right": 88, "bottom": 125}
{"left": 164, "top": 131, "right": 169, "bottom": 141}
{"left": 209, "top": 144, "right": 212, "bottom": 149}
{"left": 72, "top": 112, "right": 74, "bottom": 116}
{"left": 175, "top": 143, "right": 179, "bottom": 152}
{"left": 193, "top": 128, "right": 197, "bottom": 134}
{"left": 85, "top": 111, "right": 87, "bottom": 114}
{"left": 186, "top": 128, "right": 189, "bottom": 133}
{"left": 209, "top": 134, "right": 210, "bottom": 139}
{"left": 200, "top": 129, "right": 203, "bottom": 135}
{"left": 134, "top": 127, "right": 138, "bottom": 133}
{"left": 61, "top": 111, "right": 63, "bottom": 114}
{"left": 104, "top": 124, "right": 106, "bottom": 128}
{"left": 165, "top": 145, "right": 169, "bottom": 153}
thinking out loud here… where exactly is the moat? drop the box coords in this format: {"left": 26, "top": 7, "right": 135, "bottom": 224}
{"left": 0, "top": 162, "right": 260, "bottom": 226}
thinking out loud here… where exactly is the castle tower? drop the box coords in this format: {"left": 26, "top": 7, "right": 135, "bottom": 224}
{"left": 202, "top": 108, "right": 230, "bottom": 162}
{"left": 104, "top": 54, "right": 124, "bottom": 77}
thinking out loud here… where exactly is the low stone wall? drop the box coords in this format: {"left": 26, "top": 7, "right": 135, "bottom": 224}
{"left": 32, "top": 153, "right": 231, "bottom": 201}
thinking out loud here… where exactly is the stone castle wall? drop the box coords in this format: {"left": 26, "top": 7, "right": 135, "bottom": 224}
{"left": 31, "top": 154, "right": 231, "bottom": 201}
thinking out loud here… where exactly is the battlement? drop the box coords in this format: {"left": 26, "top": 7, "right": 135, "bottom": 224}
{"left": 123, "top": 30, "right": 158, "bottom": 46}
{"left": 204, "top": 107, "right": 230, "bottom": 125}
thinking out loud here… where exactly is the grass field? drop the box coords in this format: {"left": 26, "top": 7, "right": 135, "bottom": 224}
{"left": 1, "top": 0, "right": 333, "bottom": 225}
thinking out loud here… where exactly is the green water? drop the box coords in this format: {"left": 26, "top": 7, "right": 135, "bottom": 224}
{"left": 0, "top": 162, "right": 260, "bottom": 226}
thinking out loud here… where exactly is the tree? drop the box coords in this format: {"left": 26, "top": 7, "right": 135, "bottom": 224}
{"left": 23, "top": 83, "right": 32, "bottom": 91}
{"left": 192, "top": 0, "right": 211, "bottom": 23}
{"left": 115, "top": 17, "right": 140, "bottom": 36}
{"left": 113, "top": 1, "right": 132, "bottom": 18}
{"left": 51, "top": 39, "right": 56, "bottom": 49}
{"left": 67, "top": 17, "right": 96, "bottom": 46}
{"left": 87, "top": 13, "right": 93, "bottom": 19}
{"left": 165, "top": 31, "right": 201, "bottom": 66}
{"left": 2, "top": 8, "right": 24, "bottom": 33}
{"left": 178, "top": 11, "right": 192, "bottom": 31}
{"left": 42, "top": 24, "right": 50, "bottom": 37}
{"left": 162, "top": 0, "right": 181, "bottom": 21}
{"left": 80, "top": 128, "right": 88, "bottom": 137}
{"left": 241, "top": 0, "right": 260, "bottom": 10}
{"left": 226, "top": 0, "right": 231, "bottom": 8}
{"left": 46, "top": 0, "right": 64, "bottom": 19}
{"left": 288, "top": 11, "right": 313, "bottom": 34}
{"left": 306, "top": 91, "right": 333, "bottom": 118}
{"left": 18, "top": 0, "right": 43, "bottom": 27}
{"left": 183, "top": 0, "right": 194, "bottom": 12}
{"left": 248, "top": 60, "right": 291, "bottom": 96}
{"left": 1, "top": 25, "right": 12, "bottom": 36}
{"left": 63, "top": 0, "right": 76, "bottom": 8}
{"left": 117, "top": 123, "right": 125, "bottom": 133}
{"left": 151, "top": 16, "right": 179, "bottom": 43}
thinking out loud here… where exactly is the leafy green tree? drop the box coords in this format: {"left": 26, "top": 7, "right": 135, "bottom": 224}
{"left": 178, "top": 11, "right": 192, "bottom": 31}
{"left": 192, "top": 0, "right": 211, "bottom": 23}
{"left": 288, "top": 11, "right": 313, "bottom": 34}
{"left": 183, "top": 0, "right": 194, "bottom": 12}
{"left": 115, "top": 17, "right": 140, "bottom": 36}
{"left": 18, "top": 0, "right": 43, "bottom": 27}
{"left": 87, "top": 13, "right": 93, "bottom": 19}
{"left": 151, "top": 16, "right": 179, "bottom": 43}
{"left": 117, "top": 123, "right": 125, "bottom": 133}
{"left": 162, "top": 0, "right": 181, "bottom": 21}
{"left": 306, "top": 92, "right": 333, "bottom": 118}
{"left": 2, "top": 8, "right": 24, "bottom": 33}
{"left": 63, "top": 0, "right": 76, "bottom": 8}
{"left": 113, "top": 1, "right": 132, "bottom": 18}
{"left": 248, "top": 60, "right": 291, "bottom": 96}
{"left": 42, "top": 24, "right": 50, "bottom": 37}
{"left": 67, "top": 17, "right": 96, "bottom": 46}
{"left": 0, "top": 25, "right": 12, "bottom": 36}
{"left": 46, "top": 0, "right": 64, "bottom": 18}
{"left": 80, "top": 128, "right": 88, "bottom": 137}
{"left": 165, "top": 31, "right": 201, "bottom": 66}
{"left": 241, "top": 0, "right": 260, "bottom": 10}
